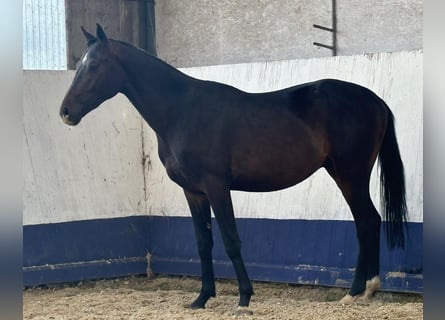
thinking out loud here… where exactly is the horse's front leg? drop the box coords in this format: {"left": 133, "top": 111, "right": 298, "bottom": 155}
{"left": 183, "top": 189, "right": 216, "bottom": 309}
{"left": 204, "top": 180, "right": 254, "bottom": 308}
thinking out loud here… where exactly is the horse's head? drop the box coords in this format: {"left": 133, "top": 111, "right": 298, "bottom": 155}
{"left": 60, "top": 24, "right": 126, "bottom": 125}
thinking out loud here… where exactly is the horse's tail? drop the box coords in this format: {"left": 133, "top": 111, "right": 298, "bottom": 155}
{"left": 378, "top": 107, "right": 408, "bottom": 250}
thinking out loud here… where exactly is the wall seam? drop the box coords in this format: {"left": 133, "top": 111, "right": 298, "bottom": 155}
{"left": 140, "top": 117, "right": 149, "bottom": 216}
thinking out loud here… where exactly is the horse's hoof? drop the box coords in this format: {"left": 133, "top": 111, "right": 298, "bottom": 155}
{"left": 232, "top": 306, "right": 253, "bottom": 316}
{"left": 340, "top": 276, "right": 381, "bottom": 305}
{"left": 187, "top": 292, "right": 215, "bottom": 309}
{"left": 362, "top": 276, "right": 380, "bottom": 300}
{"left": 186, "top": 300, "right": 206, "bottom": 309}
{"left": 339, "top": 294, "right": 357, "bottom": 305}
{"left": 186, "top": 302, "right": 205, "bottom": 309}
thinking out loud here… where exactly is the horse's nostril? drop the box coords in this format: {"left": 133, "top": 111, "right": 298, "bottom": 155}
{"left": 62, "top": 107, "right": 69, "bottom": 117}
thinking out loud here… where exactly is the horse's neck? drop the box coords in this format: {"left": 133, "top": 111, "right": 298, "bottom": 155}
{"left": 115, "top": 42, "right": 192, "bottom": 137}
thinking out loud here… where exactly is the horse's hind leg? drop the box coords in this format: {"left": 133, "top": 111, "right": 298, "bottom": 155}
{"left": 326, "top": 165, "right": 381, "bottom": 303}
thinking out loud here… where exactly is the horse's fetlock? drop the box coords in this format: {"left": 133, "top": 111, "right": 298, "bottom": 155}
{"left": 202, "top": 287, "right": 216, "bottom": 298}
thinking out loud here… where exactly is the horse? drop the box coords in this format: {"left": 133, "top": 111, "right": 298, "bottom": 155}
{"left": 60, "top": 24, "right": 407, "bottom": 310}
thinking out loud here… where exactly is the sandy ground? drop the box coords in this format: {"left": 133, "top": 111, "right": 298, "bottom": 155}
{"left": 24, "top": 275, "right": 422, "bottom": 320}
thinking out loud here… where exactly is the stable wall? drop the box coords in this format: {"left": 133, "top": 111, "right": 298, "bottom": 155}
{"left": 23, "top": 71, "right": 146, "bottom": 225}
{"left": 155, "top": 0, "right": 422, "bottom": 67}
{"left": 23, "top": 71, "right": 150, "bottom": 283}
{"left": 23, "top": 51, "right": 423, "bottom": 292}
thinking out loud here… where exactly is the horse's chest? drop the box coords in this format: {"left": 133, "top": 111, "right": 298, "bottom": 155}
{"left": 160, "top": 155, "right": 185, "bottom": 184}
{"left": 159, "top": 150, "right": 202, "bottom": 191}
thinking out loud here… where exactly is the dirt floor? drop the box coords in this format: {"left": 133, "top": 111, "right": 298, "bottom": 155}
{"left": 23, "top": 275, "right": 423, "bottom": 320}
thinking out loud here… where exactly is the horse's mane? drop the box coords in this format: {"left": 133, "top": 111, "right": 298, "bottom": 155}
{"left": 112, "top": 39, "right": 154, "bottom": 56}
{"left": 110, "top": 39, "right": 192, "bottom": 80}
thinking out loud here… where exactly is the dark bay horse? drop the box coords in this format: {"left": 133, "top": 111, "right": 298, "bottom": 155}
{"left": 60, "top": 24, "right": 407, "bottom": 309}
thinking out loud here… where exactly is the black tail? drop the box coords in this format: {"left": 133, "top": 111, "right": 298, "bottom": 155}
{"left": 378, "top": 109, "right": 408, "bottom": 250}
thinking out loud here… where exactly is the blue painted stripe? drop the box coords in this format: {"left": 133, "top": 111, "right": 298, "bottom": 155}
{"left": 150, "top": 257, "right": 422, "bottom": 293}
{"left": 23, "top": 216, "right": 150, "bottom": 286}
{"left": 24, "top": 216, "right": 150, "bottom": 267}
{"left": 24, "top": 257, "right": 148, "bottom": 286}
{"left": 148, "top": 217, "right": 422, "bottom": 274}
{"left": 148, "top": 216, "right": 422, "bottom": 292}
{"left": 23, "top": 216, "right": 422, "bottom": 292}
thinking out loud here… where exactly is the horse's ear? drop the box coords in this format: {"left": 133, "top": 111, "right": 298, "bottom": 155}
{"left": 81, "top": 26, "right": 96, "bottom": 44}
{"left": 96, "top": 23, "right": 108, "bottom": 43}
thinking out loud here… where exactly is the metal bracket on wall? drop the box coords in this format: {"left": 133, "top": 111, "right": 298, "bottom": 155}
{"left": 313, "top": 0, "right": 337, "bottom": 56}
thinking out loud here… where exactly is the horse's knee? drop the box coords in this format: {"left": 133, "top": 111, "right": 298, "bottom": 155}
{"left": 197, "top": 239, "right": 213, "bottom": 258}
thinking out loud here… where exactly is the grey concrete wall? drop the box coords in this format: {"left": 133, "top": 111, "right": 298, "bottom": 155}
{"left": 337, "top": 0, "right": 422, "bottom": 55}
{"left": 155, "top": 0, "right": 422, "bottom": 67}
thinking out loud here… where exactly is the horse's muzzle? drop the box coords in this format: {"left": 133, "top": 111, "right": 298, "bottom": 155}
{"left": 60, "top": 106, "right": 80, "bottom": 126}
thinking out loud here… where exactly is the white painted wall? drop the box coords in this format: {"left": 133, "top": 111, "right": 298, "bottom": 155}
{"left": 23, "top": 51, "right": 423, "bottom": 225}
{"left": 23, "top": 71, "right": 145, "bottom": 225}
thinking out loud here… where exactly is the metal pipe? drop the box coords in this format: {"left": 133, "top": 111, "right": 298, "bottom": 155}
{"left": 313, "top": 42, "right": 334, "bottom": 50}
{"left": 313, "top": 24, "right": 334, "bottom": 32}
{"left": 137, "top": 0, "right": 156, "bottom": 56}
{"left": 312, "top": 0, "right": 337, "bottom": 56}
{"left": 137, "top": 0, "right": 148, "bottom": 51}
{"left": 332, "top": 0, "right": 337, "bottom": 56}
{"left": 146, "top": 0, "right": 157, "bottom": 56}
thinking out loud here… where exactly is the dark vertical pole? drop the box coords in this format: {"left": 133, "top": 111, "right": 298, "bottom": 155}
{"left": 146, "top": 0, "right": 157, "bottom": 56}
{"left": 312, "top": 0, "right": 337, "bottom": 56}
{"left": 137, "top": 0, "right": 156, "bottom": 56}
{"left": 332, "top": 0, "right": 337, "bottom": 56}
{"left": 137, "top": 0, "right": 148, "bottom": 51}
{"left": 65, "top": 0, "right": 73, "bottom": 69}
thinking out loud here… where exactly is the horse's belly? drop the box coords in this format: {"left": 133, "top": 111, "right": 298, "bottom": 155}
{"left": 230, "top": 133, "right": 326, "bottom": 192}
{"left": 230, "top": 158, "right": 324, "bottom": 192}
{"left": 231, "top": 178, "right": 303, "bottom": 192}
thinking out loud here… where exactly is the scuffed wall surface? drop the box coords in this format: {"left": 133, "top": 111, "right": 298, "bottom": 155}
{"left": 23, "top": 71, "right": 145, "bottom": 225}
{"left": 144, "top": 50, "right": 423, "bottom": 222}
{"left": 155, "top": 0, "right": 422, "bottom": 67}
